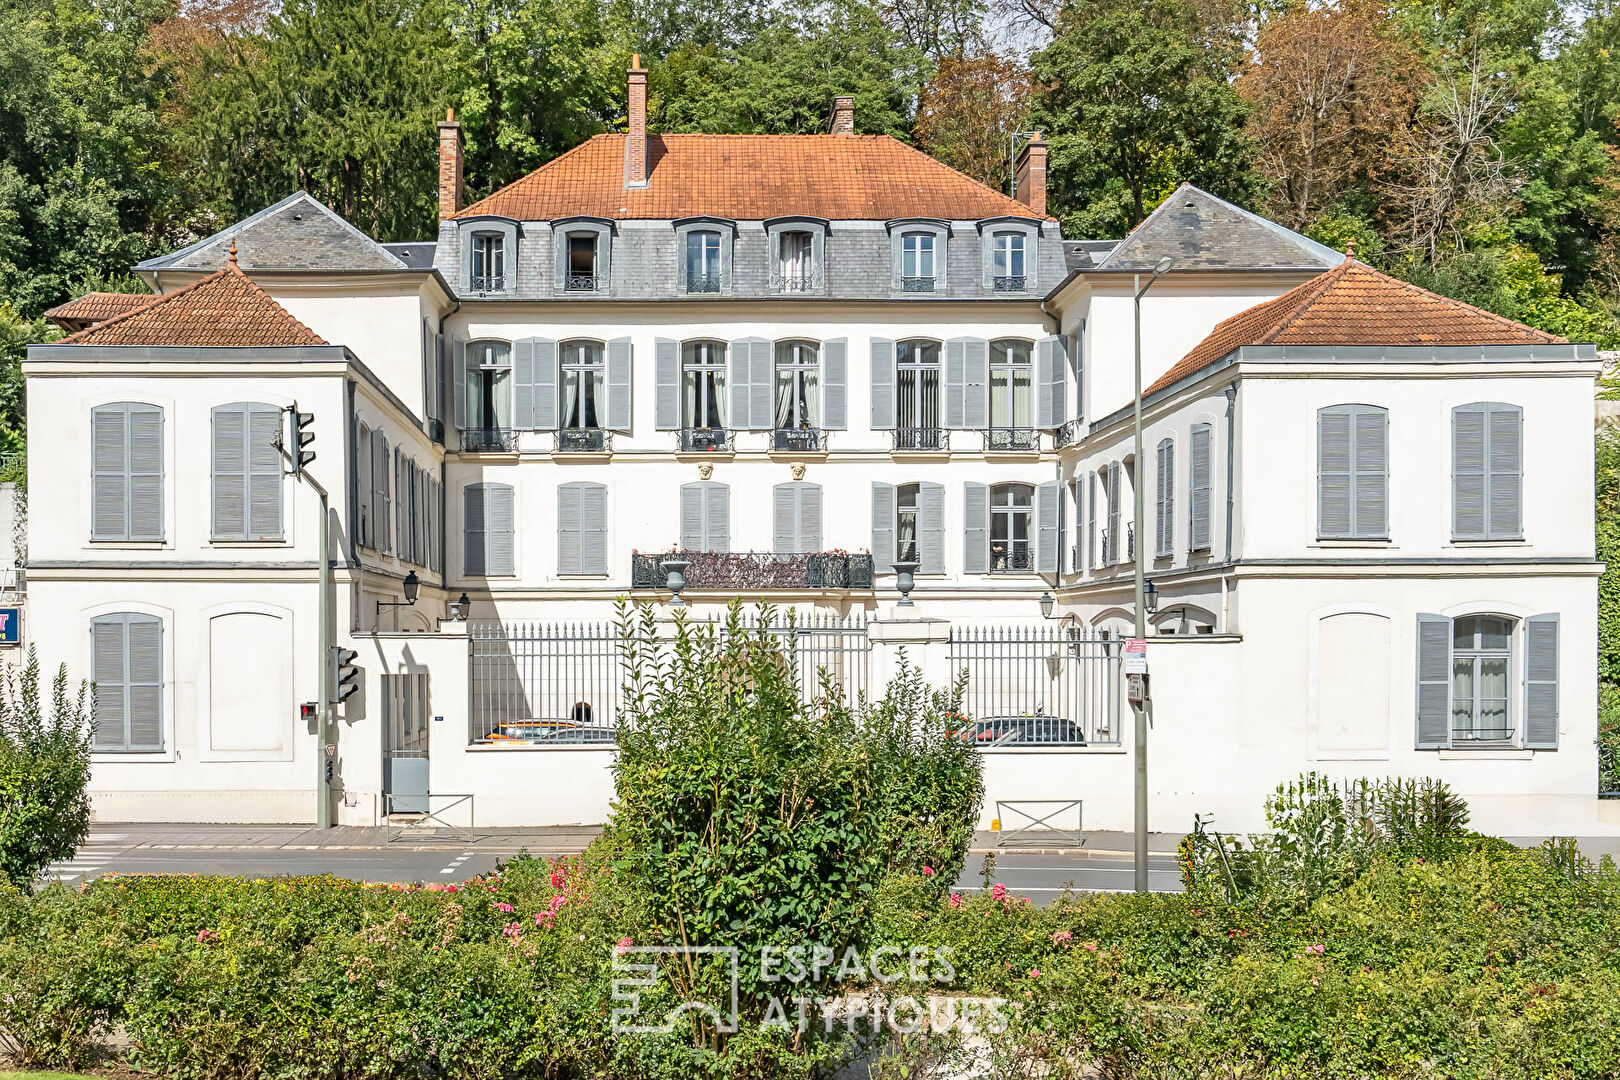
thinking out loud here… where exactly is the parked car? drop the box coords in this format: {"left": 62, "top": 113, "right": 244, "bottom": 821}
{"left": 960, "top": 715, "right": 1086, "bottom": 746}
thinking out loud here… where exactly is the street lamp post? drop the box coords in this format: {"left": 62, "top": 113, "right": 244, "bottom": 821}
{"left": 1131, "top": 255, "right": 1173, "bottom": 893}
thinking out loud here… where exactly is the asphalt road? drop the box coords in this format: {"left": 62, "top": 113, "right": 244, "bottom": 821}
{"left": 40, "top": 828, "right": 1185, "bottom": 900}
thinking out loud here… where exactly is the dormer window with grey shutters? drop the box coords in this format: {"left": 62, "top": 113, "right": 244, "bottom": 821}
{"left": 977, "top": 217, "right": 1039, "bottom": 293}
{"left": 674, "top": 218, "right": 735, "bottom": 295}
{"left": 458, "top": 217, "right": 518, "bottom": 295}
{"left": 552, "top": 217, "right": 614, "bottom": 294}
{"left": 766, "top": 217, "right": 827, "bottom": 294}
{"left": 887, "top": 219, "right": 949, "bottom": 294}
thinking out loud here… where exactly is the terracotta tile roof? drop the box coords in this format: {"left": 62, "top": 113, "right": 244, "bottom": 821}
{"left": 43, "top": 292, "right": 155, "bottom": 332}
{"left": 456, "top": 133, "right": 1045, "bottom": 222}
{"left": 1147, "top": 259, "right": 1565, "bottom": 394}
{"left": 60, "top": 263, "right": 329, "bottom": 348}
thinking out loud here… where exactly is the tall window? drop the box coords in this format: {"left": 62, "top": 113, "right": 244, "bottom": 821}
{"left": 1451, "top": 615, "right": 1513, "bottom": 742}
{"left": 91, "top": 402, "right": 164, "bottom": 542}
{"left": 1317, "top": 404, "right": 1388, "bottom": 540}
{"left": 560, "top": 341, "right": 604, "bottom": 430}
{"left": 777, "top": 231, "right": 813, "bottom": 291}
{"left": 896, "top": 340, "right": 941, "bottom": 448}
{"left": 465, "top": 341, "right": 512, "bottom": 433}
{"left": 990, "top": 483, "right": 1033, "bottom": 572}
{"left": 686, "top": 232, "right": 721, "bottom": 293}
{"left": 774, "top": 340, "right": 819, "bottom": 430}
{"left": 989, "top": 339, "right": 1033, "bottom": 430}
{"left": 682, "top": 341, "right": 727, "bottom": 430}
{"left": 471, "top": 233, "right": 505, "bottom": 292}
{"left": 993, "top": 232, "right": 1026, "bottom": 290}
{"left": 896, "top": 483, "right": 920, "bottom": 563}
{"left": 902, "top": 233, "right": 935, "bottom": 291}
{"left": 566, "top": 234, "right": 598, "bottom": 291}
{"left": 91, "top": 612, "right": 163, "bottom": 752}
{"left": 1452, "top": 402, "right": 1522, "bottom": 540}
{"left": 212, "top": 403, "right": 284, "bottom": 542}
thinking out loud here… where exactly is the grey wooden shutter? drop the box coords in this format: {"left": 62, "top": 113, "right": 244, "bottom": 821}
{"left": 91, "top": 615, "right": 126, "bottom": 749}
{"left": 750, "top": 339, "right": 773, "bottom": 429}
{"left": 1156, "top": 438, "right": 1174, "bottom": 557}
{"left": 559, "top": 482, "right": 605, "bottom": 574}
{"left": 773, "top": 484, "right": 796, "bottom": 553}
{"left": 822, "top": 339, "right": 847, "bottom": 429}
{"left": 728, "top": 338, "right": 752, "bottom": 430}
{"left": 1106, "top": 462, "right": 1122, "bottom": 562}
{"left": 680, "top": 483, "right": 703, "bottom": 551}
{"left": 964, "top": 338, "right": 990, "bottom": 429}
{"left": 870, "top": 338, "right": 896, "bottom": 429}
{"left": 92, "top": 406, "right": 127, "bottom": 539}
{"left": 655, "top": 339, "right": 680, "bottom": 430}
{"left": 1190, "top": 425, "right": 1212, "bottom": 551}
{"left": 464, "top": 485, "right": 486, "bottom": 575}
{"left": 606, "top": 338, "right": 632, "bottom": 431}
{"left": 772, "top": 483, "right": 822, "bottom": 553}
{"left": 1456, "top": 402, "right": 1522, "bottom": 540}
{"left": 918, "top": 481, "right": 945, "bottom": 574}
{"left": 514, "top": 338, "right": 536, "bottom": 429}
{"left": 944, "top": 338, "right": 966, "bottom": 428}
{"left": 963, "top": 481, "right": 989, "bottom": 573}
{"left": 355, "top": 423, "right": 371, "bottom": 548}
{"left": 451, "top": 339, "right": 467, "bottom": 431}
{"left": 373, "top": 433, "right": 390, "bottom": 554}
{"left": 1451, "top": 404, "right": 1486, "bottom": 539}
{"left": 1036, "top": 480, "right": 1059, "bottom": 573}
{"left": 534, "top": 338, "right": 559, "bottom": 430}
{"left": 1036, "top": 336, "right": 1067, "bottom": 429}
{"left": 248, "top": 406, "right": 283, "bottom": 540}
{"left": 487, "top": 482, "right": 515, "bottom": 576}
{"left": 1488, "top": 404, "right": 1522, "bottom": 539}
{"left": 128, "top": 405, "right": 164, "bottom": 541}
{"left": 1415, "top": 613, "right": 1451, "bottom": 748}
{"left": 799, "top": 483, "right": 822, "bottom": 552}
{"left": 1087, "top": 472, "right": 1097, "bottom": 570}
{"left": 127, "top": 615, "right": 162, "bottom": 750}
{"left": 706, "top": 482, "right": 729, "bottom": 553}
{"left": 395, "top": 450, "right": 407, "bottom": 556}
{"left": 1523, "top": 613, "right": 1559, "bottom": 749}
{"left": 92, "top": 613, "right": 162, "bottom": 751}
{"left": 212, "top": 405, "right": 247, "bottom": 540}
{"left": 680, "top": 482, "right": 729, "bottom": 552}
{"left": 871, "top": 482, "right": 895, "bottom": 573}
{"left": 1353, "top": 406, "right": 1388, "bottom": 538}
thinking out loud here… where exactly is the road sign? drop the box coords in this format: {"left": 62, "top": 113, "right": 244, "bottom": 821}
{"left": 1123, "top": 637, "right": 1148, "bottom": 675}
{"left": 0, "top": 607, "right": 19, "bottom": 646}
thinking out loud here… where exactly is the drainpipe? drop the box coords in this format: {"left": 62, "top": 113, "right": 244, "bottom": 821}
{"left": 1223, "top": 383, "right": 1237, "bottom": 561}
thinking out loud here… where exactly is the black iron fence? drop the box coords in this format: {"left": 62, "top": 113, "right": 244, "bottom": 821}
{"left": 949, "top": 623, "right": 1124, "bottom": 747}
{"left": 631, "top": 551, "right": 875, "bottom": 591}
{"left": 892, "top": 427, "right": 949, "bottom": 452}
{"left": 985, "top": 428, "right": 1040, "bottom": 452}
{"left": 678, "top": 428, "right": 734, "bottom": 453}
{"left": 556, "top": 428, "right": 611, "bottom": 453}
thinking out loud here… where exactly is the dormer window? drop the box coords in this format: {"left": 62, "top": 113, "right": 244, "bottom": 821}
{"left": 471, "top": 233, "right": 505, "bottom": 292}
{"left": 992, "top": 232, "right": 1026, "bottom": 291}
{"left": 766, "top": 217, "right": 828, "bottom": 294}
{"left": 552, "top": 217, "right": 614, "bottom": 295}
{"left": 685, "top": 231, "right": 721, "bottom": 293}
{"left": 777, "top": 232, "right": 813, "bottom": 291}
{"left": 567, "top": 235, "right": 598, "bottom": 291}
{"left": 902, "top": 233, "right": 936, "bottom": 292}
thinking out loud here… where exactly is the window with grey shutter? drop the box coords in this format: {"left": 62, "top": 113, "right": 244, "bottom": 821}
{"left": 1036, "top": 480, "right": 1059, "bottom": 573}
{"left": 1189, "top": 424, "right": 1212, "bottom": 552}
{"left": 870, "top": 338, "right": 897, "bottom": 429}
{"left": 822, "top": 338, "right": 847, "bottom": 430}
{"left": 1087, "top": 471, "right": 1097, "bottom": 570}
{"left": 91, "top": 612, "right": 163, "bottom": 752}
{"left": 372, "top": 432, "right": 390, "bottom": 554}
{"left": 655, "top": 338, "right": 680, "bottom": 429}
{"left": 1036, "top": 336, "right": 1067, "bottom": 429}
{"left": 944, "top": 339, "right": 966, "bottom": 428}
{"left": 963, "top": 481, "right": 989, "bottom": 573}
{"left": 464, "top": 483, "right": 514, "bottom": 576}
{"left": 395, "top": 450, "right": 407, "bottom": 556}
{"left": 917, "top": 481, "right": 945, "bottom": 574}
{"left": 1415, "top": 613, "right": 1450, "bottom": 748}
{"left": 963, "top": 338, "right": 989, "bottom": 429}
{"left": 606, "top": 338, "right": 632, "bottom": 431}
{"left": 1523, "top": 613, "right": 1559, "bottom": 749}
{"left": 451, "top": 339, "right": 467, "bottom": 431}
{"left": 680, "top": 482, "right": 729, "bottom": 552}
{"left": 772, "top": 482, "right": 822, "bottom": 554}
{"left": 1317, "top": 404, "right": 1387, "bottom": 539}
{"left": 212, "top": 403, "right": 284, "bottom": 541}
{"left": 1106, "top": 462, "right": 1121, "bottom": 563}
{"left": 92, "top": 402, "right": 164, "bottom": 541}
{"left": 356, "top": 422, "right": 372, "bottom": 548}
{"left": 513, "top": 338, "right": 558, "bottom": 431}
{"left": 727, "top": 337, "right": 772, "bottom": 430}
{"left": 558, "top": 481, "right": 606, "bottom": 574}
{"left": 1155, "top": 438, "right": 1174, "bottom": 558}
{"left": 871, "top": 482, "right": 896, "bottom": 572}
{"left": 1452, "top": 402, "right": 1522, "bottom": 540}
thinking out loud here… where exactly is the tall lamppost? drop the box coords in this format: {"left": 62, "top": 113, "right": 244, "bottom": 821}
{"left": 1132, "top": 255, "right": 1173, "bottom": 892}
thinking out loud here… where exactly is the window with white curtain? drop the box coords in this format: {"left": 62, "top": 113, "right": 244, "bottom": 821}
{"left": 896, "top": 339, "right": 941, "bottom": 446}
{"left": 560, "top": 340, "right": 605, "bottom": 430}
{"left": 774, "top": 340, "right": 820, "bottom": 430}
{"left": 777, "top": 231, "right": 813, "bottom": 291}
{"left": 896, "top": 483, "right": 920, "bottom": 563}
{"left": 989, "top": 339, "right": 1033, "bottom": 430}
{"left": 682, "top": 341, "right": 727, "bottom": 430}
{"left": 685, "top": 231, "right": 722, "bottom": 293}
{"left": 464, "top": 341, "right": 512, "bottom": 431}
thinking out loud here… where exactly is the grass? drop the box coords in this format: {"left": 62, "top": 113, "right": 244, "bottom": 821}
{"left": 0, "top": 1073, "right": 97, "bottom": 1079}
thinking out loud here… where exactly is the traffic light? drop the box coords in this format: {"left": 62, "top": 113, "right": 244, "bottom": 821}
{"left": 332, "top": 647, "right": 359, "bottom": 705}
{"left": 291, "top": 405, "right": 316, "bottom": 473}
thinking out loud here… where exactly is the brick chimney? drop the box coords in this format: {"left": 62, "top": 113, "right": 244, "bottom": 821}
{"left": 437, "top": 108, "right": 464, "bottom": 220}
{"left": 626, "top": 55, "right": 649, "bottom": 189}
{"left": 1014, "top": 132, "right": 1048, "bottom": 216}
{"left": 828, "top": 95, "right": 854, "bottom": 136}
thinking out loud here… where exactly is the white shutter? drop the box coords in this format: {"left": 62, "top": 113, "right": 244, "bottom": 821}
{"left": 871, "top": 482, "right": 896, "bottom": 573}
{"left": 918, "top": 481, "right": 946, "bottom": 575}
{"left": 1189, "top": 425, "right": 1212, "bottom": 552}
{"left": 1523, "top": 613, "right": 1559, "bottom": 749}
{"left": 963, "top": 482, "right": 988, "bottom": 573}
{"left": 606, "top": 338, "right": 633, "bottom": 431}
{"left": 870, "top": 338, "right": 896, "bottom": 430}
{"left": 1036, "top": 480, "right": 1059, "bottom": 574}
{"left": 822, "top": 339, "right": 847, "bottom": 430}
{"left": 655, "top": 339, "right": 680, "bottom": 430}
{"left": 212, "top": 405, "right": 247, "bottom": 540}
{"left": 1416, "top": 613, "right": 1451, "bottom": 749}
{"left": 1155, "top": 438, "right": 1174, "bottom": 558}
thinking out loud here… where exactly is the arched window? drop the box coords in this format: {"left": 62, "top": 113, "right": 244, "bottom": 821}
{"left": 989, "top": 339, "right": 1034, "bottom": 447}
{"left": 464, "top": 340, "right": 513, "bottom": 444}
{"left": 774, "top": 340, "right": 820, "bottom": 444}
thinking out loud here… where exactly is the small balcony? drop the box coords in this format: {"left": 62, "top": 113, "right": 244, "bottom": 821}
{"left": 470, "top": 273, "right": 507, "bottom": 293}
{"left": 565, "top": 273, "right": 598, "bottom": 293}
{"left": 984, "top": 427, "right": 1040, "bottom": 452}
{"left": 773, "top": 427, "right": 827, "bottom": 453}
{"left": 901, "top": 276, "right": 936, "bottom": 293}
{"left": 989, "top": 542, "right": 1033, "bottom": 573}
{"left": 892, "top": 427, "right": 949, "bottom": 452}
{"left": 462, "top": 427, "right": 517, "bottom": 453}
{"left": 771, "top": 269, "right": 823, "bottom": 293}
{"left": 1099, "top": 523, "right": 1136, "bottom": 567}
{"left": 632, "top": 551, "right": 875, "bottom": 591}
{"left": 678, "top": 427, "right": 734, "bottom": 453}
{"left": 993, "top": 275, "right": 1028, "bottom": 292}
{"left": 556, "top": 428, "right": 611, "bottom": 453}
{"left": 686, "top": 273, "right": 722, "bottom": 294}
{"left": 1054, "top": 419, "right": 1083, "bottom": 449}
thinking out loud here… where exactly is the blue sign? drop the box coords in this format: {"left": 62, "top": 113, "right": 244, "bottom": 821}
{"left": 0, "top": 607, "right": 19, "bottom": 646}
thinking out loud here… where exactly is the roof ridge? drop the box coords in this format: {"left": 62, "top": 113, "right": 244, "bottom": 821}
{"left": 1255, "top": 258, "right": 1357, "bottom": 343}
{"left": 875, "top": 133, "right": 1044, "bottom": 219}
{"left": 1344, "top": 260, "right": 1564, "bottom": 343}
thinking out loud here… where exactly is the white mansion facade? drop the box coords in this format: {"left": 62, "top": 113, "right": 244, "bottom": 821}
{"left": 22, "top": 68, "right": 1613, "bottom": 834}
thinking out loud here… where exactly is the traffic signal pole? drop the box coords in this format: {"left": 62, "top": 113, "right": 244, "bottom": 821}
{"left": 282, "top": 402, "right": 335, "bottom": 829}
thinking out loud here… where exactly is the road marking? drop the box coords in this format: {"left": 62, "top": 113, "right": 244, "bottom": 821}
{"left": 439, "top": 851, "right": 476, "bottom": 875}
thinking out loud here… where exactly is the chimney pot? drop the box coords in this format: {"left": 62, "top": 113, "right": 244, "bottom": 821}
{"left": 437, "top": 111, "right": 465, "bottom": 221}
{"left": 829, "top": 95, "right": 854, "bottom": 136}
{"left": 626, "top": 57, "right": 649, "bottom": 189}
{"left": 1014, "top": 133, "right": 1049, "bottom": 217}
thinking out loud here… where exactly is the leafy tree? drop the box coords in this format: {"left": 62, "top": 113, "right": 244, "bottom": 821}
{"left": 0, "top": 303, "right": 55, "bottom": 455}
{"left": 1393, "top": 244, "right": 1620, "bottom": 345}
{"left": 914, "top": 51, "right": 1032, "bottom": 190}
{"left": 1030, "top": 0, "right": 1259, "bottom": 238}
{"left": 0, "top": 650, "right": 93, "bottom": 893}
{"left": 1599, "top": 428, "right": 1620, "bottom": 686}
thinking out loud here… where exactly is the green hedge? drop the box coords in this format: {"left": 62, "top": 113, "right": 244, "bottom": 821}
{"left": 2, "top": 840, "right": 1618, "bottom": 1079}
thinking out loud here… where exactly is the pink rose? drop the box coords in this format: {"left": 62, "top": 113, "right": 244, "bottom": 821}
{"left": 990, "top": 883, "right": 1007, "bottom": 902}
{"left": 949, "top": 893, "right": 963, "bottom": 908}
{"left": 616, "top": 936, "right": 634, "bottom": 955}
{"left": 494, "top": 902, "right": 515, "bottom": 913}
{"left": 922, "top": 865, "right": 935, "bottom": 876}
{"left": 1052, "top": 930, "right": 1072, "bottom": 946}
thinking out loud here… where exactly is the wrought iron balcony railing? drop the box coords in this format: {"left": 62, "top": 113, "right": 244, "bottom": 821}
{"left": 462, "top": 427, "right": 518, "bottom": 453}
{"left": 631, "top": 551, "right": 875, "bottom": 591}
{"left": 686, "top": 273, "right": 722, "bottom": 294}
{"left": 1054, "top": 419, "right": 1084, "bottom": 449}
{"left": 989, "top": 543, "right": 1034, "bottom": 573}
{"left": 1101, "top": 524, "right": 1136, "bottom": 566}
{"left": 901, "top": 276, "right": 936, "bottom": 293}
{"left": 993, "top": 275, "right": 1028, "bottom": 292}
{"left": 470, "top": 274, "right": 507, "bottom": 293}
{"left": 556, "top": 428, "right": 611, "bottom": 453}
{"left": 427, "top": 418, "right": 445, "bottom": 446}
{"left": 892, "top": 427, "right": 948, "bottom": 452}
{"left": 773, "top": 427, "right": 827, "bottom": 452}
{"left": 678, "top": 427, "right": 734, "bottom": 453}
{"left": 770, "top": 269, "right": 824, "bottom": 292}
{"left": 984, "top": 427, "right": 1040, "bottom": 452}
{"left": 565, "top": 273, "right": 598, "bottom": 292}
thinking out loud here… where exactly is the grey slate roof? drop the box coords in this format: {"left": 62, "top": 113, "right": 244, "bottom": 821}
{"left": 1064, "top": 240, "right": 1120, "bottom": 271}
{"left": 1094, "top": 184, "right": 1344, "bottom": 272}
{"left": 136, "top": 192, "right": 407, "bottom": 273}
{"left": 382, "top": 242, "right": 437, "bottom": 269}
